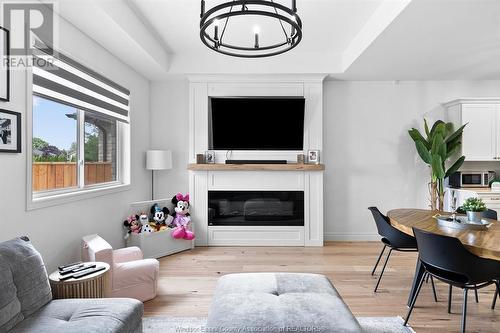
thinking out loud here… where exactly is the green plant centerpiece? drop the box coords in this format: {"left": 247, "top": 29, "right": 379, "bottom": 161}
{"left": 462, "top": 197, "right": 487, "bottom": 223}
{"left": 408, "top": 119, "right": 466, "bottom": 211}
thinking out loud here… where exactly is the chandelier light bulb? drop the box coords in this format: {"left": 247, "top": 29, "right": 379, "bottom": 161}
{"left": 214, "top": 19, "right": 219, "bottom": 41}
{"left": 254, "top": 26, "right": 260, "bottom": 49}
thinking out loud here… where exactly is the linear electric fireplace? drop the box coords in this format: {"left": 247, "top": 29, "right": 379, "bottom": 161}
{"left": 208, "top": 191, "right": 304, "bottom": 227}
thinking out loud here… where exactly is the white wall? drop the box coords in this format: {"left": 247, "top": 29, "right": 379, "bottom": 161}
{"left": 323, "top": 80, "right": 500, "bottom": 240}
{"left": 149, "top": 78, "right": 190, "bottom": 200}
{"left": 150, "top": 78, "right": 500, "bottom": 241}
{"left": 0, "top": 16, "right": 150, "bottom": 271}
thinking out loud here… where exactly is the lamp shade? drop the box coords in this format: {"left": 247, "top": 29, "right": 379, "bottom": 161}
{"left": 146, "top": 150, "right": 172, "bottom": 170}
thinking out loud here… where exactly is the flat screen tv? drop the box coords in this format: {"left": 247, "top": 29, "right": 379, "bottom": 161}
{"left": 209, "top": 97, "right": 305, "bottom": 150}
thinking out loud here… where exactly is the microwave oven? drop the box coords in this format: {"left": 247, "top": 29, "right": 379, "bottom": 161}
{"left": 448, "top": 171, "right": 495, "bottom": 188}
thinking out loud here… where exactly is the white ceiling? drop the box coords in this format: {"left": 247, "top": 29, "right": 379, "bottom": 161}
{"left": 337, "top": 0, "right": 500, "bottom": 80}
{"left": 56, "top": 0, "right": 500, "bottom": 80}
{"left": 131, "top": 0, "right": 382, "bottom": 55}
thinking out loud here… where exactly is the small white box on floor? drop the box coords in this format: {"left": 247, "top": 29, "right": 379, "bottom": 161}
{"left": 127, "top": 198, "right": 194, "bottom": 259}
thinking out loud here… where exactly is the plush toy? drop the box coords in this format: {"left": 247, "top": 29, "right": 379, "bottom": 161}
{"left": 123, "top": 215, "right": 141, "bottom": 239}
{"left": 150, "top": 203, "right": 173, "bottom": 231}
{"left": 170, "top": 193, "right": 195, "bottom": 240}
{"left": 138, "top": 212, "right": 154, "bottom": 234}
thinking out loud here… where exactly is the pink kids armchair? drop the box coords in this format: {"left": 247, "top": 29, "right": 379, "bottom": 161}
{"left": 81, "top": 234, "right": 159, "bottom": 302}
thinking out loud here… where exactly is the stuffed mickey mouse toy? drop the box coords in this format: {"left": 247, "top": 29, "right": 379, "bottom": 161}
{"left": 150, "top": 203, "right": 173, "bottom": 231}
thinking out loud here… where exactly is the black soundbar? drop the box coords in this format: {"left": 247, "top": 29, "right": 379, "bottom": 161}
{"left": 225, "top": 160, "right": 287, "bottom": 164}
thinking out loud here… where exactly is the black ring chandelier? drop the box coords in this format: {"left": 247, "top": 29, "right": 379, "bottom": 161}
{"left": 200, "top": 0, "right": 302, "bottom": 58}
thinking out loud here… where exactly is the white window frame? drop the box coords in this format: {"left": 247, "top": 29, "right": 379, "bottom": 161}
{"left": 26, "top": 67, "right": 131, "bottom": 211}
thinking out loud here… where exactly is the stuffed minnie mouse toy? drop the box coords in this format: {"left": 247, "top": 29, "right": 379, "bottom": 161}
{"left": 123, "top": 215, "right": 141, "bottom": 239}
{"left": 170, "top": 193, "right": 195, "bottom": 240}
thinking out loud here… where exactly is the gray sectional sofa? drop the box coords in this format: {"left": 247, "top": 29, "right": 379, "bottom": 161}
{"left": 0, "top": 237, "right": 143, "bottom": 333}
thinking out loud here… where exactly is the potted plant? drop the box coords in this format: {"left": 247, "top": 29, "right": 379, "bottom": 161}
{"left": 408, "top": 119, "right": 466, "bottom": 211}
{"left": 462, "top": 197, "right": 487, "bottom": 223}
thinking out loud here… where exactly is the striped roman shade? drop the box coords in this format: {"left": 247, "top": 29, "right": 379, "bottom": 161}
{"left": 32, "top": 44, "right": 130, "bottom": 123}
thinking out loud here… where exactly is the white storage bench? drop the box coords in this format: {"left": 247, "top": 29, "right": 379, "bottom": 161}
{"left": 126, "top": 199, "right": 194, "bottom": 259}
{"left": 126, "top": 229, "right": 192, "bottom": 259}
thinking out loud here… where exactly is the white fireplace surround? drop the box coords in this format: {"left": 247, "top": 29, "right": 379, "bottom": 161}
{"left": 188, "top": 75, "right": 325, "bottom": 246}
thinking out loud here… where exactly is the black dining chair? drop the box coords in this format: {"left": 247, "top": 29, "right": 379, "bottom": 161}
{"left": 450, "top": 209, "right": 496, "bottom": 303}
{"left": 483, "top": 210, "right": 499, "bottom": 307}
{"left": 368, "top": 207, "right": 437, "bottom": 299}
{"left": 482, "top": 209, "right": 497, "bottom": 220}
{"left": 404, "top": 228, "right": 500, "bottom": 333}
{"left": 494, "top": 284, "right": 500, "bottom": 309}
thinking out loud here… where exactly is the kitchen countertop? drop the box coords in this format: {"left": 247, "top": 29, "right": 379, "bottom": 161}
{"left": 448, "top": 187, "right": 500, "bottom": 194}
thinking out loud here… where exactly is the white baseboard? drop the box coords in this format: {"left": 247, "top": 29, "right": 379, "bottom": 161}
{"left": 324, "top": 232, "right": 380, "bottom": 241}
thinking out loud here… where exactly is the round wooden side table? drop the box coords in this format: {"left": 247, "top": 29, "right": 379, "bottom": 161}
{"left": 49, "top": 262, "right": 110, "bottom": 299}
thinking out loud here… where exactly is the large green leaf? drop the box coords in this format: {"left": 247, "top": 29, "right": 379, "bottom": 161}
{"left": 446, "top": 143, "right": 460, "bottom": 159}
{"left": 445, "top": 123, "right": 467, "bottom": 144}
{"left": 447, "top": 136, "right": 462, "bottom": 151}
{"left": 424, "top": 119, "right": 430, "bottom": 139}
{"left": 431, "top": 122, "right": 447, "bottom": 142}
{"left": 431, "top": 154, "right": 445, "bottom": 179}
{"left": 415, "top": 141, "right": 431, "bottom": 164}
{"left": 445, "top": 156, "right": 466, "bottom": 178}
{"left": 408, "top": 129, "right": 430, "bottom": 149}
{"left": 431, "top": 133, "right": 446, "bottom": 161}
{"left": 438, "top": 139, "right": 447, "bottom": 161}
{"left": 429, "top": 120, "right": 446, "bottom": 139}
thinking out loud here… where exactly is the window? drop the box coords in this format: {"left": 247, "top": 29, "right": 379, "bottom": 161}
{"left": 32, "top": 96, "right": 119, "bottom": 193}
{"left": 84, "top": 113, "right": 117, "bottom": 185}
{"left": 29, "top": 43, "right": 130, "bottom": 208}
{"left": 32, "top": 97, "right": 78, "bottom": 192}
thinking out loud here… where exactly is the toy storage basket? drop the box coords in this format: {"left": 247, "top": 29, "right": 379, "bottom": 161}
{"left": 126, "top": 199, "right": 194, "bottom": 259}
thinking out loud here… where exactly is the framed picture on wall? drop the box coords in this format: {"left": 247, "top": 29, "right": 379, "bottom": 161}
{"left": 0, "top": 26, "right": 10, "bottom": 101}
{"left": 0, "top": 109, "right": 21, "bottom": 153}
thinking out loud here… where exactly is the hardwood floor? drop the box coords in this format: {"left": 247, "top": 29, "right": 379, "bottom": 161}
{"left": 144, "top": 242, "right": 499, "bottom": 333}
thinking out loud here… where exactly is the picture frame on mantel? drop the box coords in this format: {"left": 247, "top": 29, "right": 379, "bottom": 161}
{"left": 0, "top": 109, "right": 21, "bottom": 153}
{"left": 205, "top": 150, "right": 215, "bottom": 164}
{"left": 307, "top": 150, "right": 320, "bottom": 164}
{"left": 0, "top": 26, "right": 10, "bottom": 102}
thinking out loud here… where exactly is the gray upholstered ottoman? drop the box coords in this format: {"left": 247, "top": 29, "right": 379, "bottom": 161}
{"left": 207, "top": 273, "right": 362, "bottom": 333}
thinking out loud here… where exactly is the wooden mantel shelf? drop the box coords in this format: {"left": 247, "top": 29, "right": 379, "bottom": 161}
{"left": 187, "top": 163, "right": 325, "bottom": 171}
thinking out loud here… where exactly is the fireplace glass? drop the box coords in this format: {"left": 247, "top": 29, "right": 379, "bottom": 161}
{"left": 208, "top": 191, "right": 304, "bottom": 226}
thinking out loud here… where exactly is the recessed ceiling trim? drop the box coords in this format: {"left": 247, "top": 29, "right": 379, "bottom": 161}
{"left": 341, "top": 0, "right": 412, "bottom": 72}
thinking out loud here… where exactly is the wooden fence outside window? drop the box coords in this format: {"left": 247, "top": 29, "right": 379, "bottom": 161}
{"left": 32, "top": 162, "right": 113, "bottom": 192}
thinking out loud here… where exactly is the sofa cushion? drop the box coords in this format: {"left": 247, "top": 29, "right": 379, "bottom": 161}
{"left": 207, "top": 273, "right": 362, "bottom": 333}
{"left": 0, "top": 237, "right": 52, "bottom": 324}
{"left": 9, "top": 298, "right": 143, "bottom": 333}
{"left": 0, "top": 255, "right": 22, "bottom": 332}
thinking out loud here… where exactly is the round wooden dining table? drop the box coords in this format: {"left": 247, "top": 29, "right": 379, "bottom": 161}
{"left": 387, "top": 208, "right": 500, "bottom": 306}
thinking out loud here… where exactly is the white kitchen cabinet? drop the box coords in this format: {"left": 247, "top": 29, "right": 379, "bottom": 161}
{"left": 445, "top": 99, "right": 500, "bottom": 161}
{"left": 461, "top": 104, "right": 496, "bottom": 160}
{"left": 476, "top": 193, "right": 500, "bottom": 220}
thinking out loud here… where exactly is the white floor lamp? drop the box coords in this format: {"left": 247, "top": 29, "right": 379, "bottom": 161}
{"left": 146, "top": 150, "right": 172, "bottom": 200}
